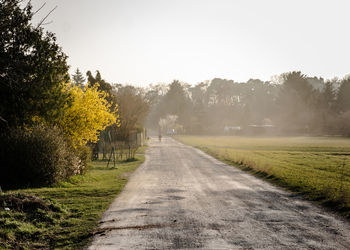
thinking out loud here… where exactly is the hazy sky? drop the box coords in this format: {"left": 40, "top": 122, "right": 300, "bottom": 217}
{"left": 31, "top": 0, "right": 350, "bottom": 86}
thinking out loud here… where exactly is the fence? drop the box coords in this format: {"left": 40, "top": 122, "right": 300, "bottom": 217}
{"left": 93, "top": 130, "right": 146, "bottom": 162}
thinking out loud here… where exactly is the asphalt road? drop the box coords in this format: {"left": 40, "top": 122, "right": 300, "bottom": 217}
{"left": 89, "top": 137, "right": 350, "bottom": 249}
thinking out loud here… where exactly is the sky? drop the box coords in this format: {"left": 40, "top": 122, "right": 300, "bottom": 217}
{"left": 31, "top": 0, "right": 350, "bottom": 86}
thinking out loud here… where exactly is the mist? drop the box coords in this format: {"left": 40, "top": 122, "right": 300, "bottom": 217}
{"left": 144, "top": 72, "right": 350, "bottom": 137}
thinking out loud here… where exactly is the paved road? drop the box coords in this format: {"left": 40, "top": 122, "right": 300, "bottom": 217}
{"left": 89, "top": 137, "right": 350, "bottom": 249}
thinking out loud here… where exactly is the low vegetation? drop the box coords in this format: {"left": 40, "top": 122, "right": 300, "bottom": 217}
{"left": 0, "top": 126, "right": 88, "bottom": 189}
{"left": 0, "top": 155, "right": 144, "bottom": 249}
{"left": 176, "top": 135, "right": 350, "bottom": 218}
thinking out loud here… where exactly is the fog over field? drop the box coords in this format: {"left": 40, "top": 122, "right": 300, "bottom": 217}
{"left": 144, "top": 74, "right": 350, "bottom": 137}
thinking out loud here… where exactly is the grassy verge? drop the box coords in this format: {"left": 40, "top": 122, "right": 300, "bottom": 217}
{"left": 0, "top": 154, "right": 145, "bottom": 249}
{"left": 176, "top": 135, "right": 350, "bottom": 218}
{"left": 135, "top": 145, "right": 147, "bottom": 154}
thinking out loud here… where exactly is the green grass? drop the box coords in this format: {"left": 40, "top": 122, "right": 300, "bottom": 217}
{"left": 0, "top": 155, "right": 144, "bottom": 249}
{"left": 176, "top": 135, "right": 350, "bottom": 218}
{"left": 135, "top": 145, "right": 147, "bottom": 154}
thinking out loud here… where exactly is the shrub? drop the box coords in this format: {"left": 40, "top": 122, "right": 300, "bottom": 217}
{"left": 0, "top": 126, "right": 82, "bottom": 190}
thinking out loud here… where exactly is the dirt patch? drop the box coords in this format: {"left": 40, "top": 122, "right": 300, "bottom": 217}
{"left": 0, "top": 193, "right": 58, "bottom": 212}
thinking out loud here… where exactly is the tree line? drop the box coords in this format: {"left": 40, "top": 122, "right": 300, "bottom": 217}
{"left": 145, "top": 72, "right": 350, "bottom": 136}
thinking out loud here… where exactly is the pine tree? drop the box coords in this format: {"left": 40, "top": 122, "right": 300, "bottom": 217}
{"left": 336, "top": 77, "right": 350, "bottom": 112}
{"left": 322, "top": 81, "right": 336, "bottom": 110}
{"left": 72, "top": 68, "right": 85, "bottom": 87}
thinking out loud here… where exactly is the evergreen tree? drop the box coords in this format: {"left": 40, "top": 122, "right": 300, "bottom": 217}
{"left": 72, "top": 68, "right": 85, "bottom": 87}
{"left": 336, "top": 77, "right": 350, "bottom": 112}
{"left": 159, "top": 80, "right": 192, "bottom": 131}
{"left": 86, "top": 70, "right": 113, "bottom": 100}
{"left": 276, "top": 71, "right": 314, "bottom": 131}
{"left": 0, "top": 0, "right": 70, "bottom": 129}
{"left": 322, "top": 81, "right": 336, "bottom": 111}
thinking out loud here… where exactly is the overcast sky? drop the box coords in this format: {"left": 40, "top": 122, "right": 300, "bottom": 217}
{"left": 31, "top": 0, "right": 350, "bottom": 86}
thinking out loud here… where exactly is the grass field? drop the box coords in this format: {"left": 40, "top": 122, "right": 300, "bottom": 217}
{"left": 0, "top": 154, "right": 144, "bottom": 249}
{"left": 176, "top": 135, "right": 350, "bottom": 218}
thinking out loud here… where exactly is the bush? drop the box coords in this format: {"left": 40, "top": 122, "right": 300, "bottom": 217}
{"left": 0, "top": 126, "right": 82, "bottom": 190}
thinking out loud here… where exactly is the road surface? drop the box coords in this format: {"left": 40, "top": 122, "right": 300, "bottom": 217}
{"left": 89, "top": 137, "right": 350, "bottom": 249}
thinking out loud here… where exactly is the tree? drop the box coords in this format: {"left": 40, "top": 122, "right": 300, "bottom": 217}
{"left": 0, "top": 0, "right": 70, "bottom": 129}
{"left": 112, "top": 85, "right": 149, "bottom": 141}
{"left": 279, "top": 72, "right": 313, "bottom": 100}
{"left": 206, "top": 78, "right": 235, "bottom": 106}
{"left": 144, "top": 83, "right": 168, "bottom": 130}
{"left": 308, "top": 80, "right": 337, "bottom": 133}
{"left": 159, "top": 80, "right": 192, "bottom": 131}
{"left": 336, "top": 77, "right": 350, "bottom": 112}
{"left": 203, "top": 78, "right": 249, "bottom": 131}
{"left": 86, "top": 70, "right": 115, "bottom": 106}
{"left": 243, "top": 79, "right": 278, "bottom": 124}
{"left": 188, "top": 82, "right": 209, "bottom": 133}
{"left": 322, "top": 80, "right": 336, "bottom": 110}
{"left": 72, "top": 68, "right": 85, "bottom": 87}
{"left": 276, "top": 71, "right": 315, "bottom": 132}
{"left": 57, "top": 84, "right": 118, "bottom": 147}
{"left": 189, "top": 82, "right": 208, "bottom": 106}
{"left": 87, "top": 70, "right": 112, "bottom": 95}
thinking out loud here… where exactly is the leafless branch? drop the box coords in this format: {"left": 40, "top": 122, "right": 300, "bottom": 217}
{"left": 37, "top": 5, "right": 57, "bottom": 28}
{"left": 0, "top": 115, "right": 8, "bottom": 125}
{"left": 41, "top": 21, "right": 53, "bottom": 26}
{"left": 33, "top": 2, "right": 46, "bottom": 16}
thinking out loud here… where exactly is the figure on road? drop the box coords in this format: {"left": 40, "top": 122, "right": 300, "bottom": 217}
{"left": 158, "top": 126, "right": 162, "bottom": 142}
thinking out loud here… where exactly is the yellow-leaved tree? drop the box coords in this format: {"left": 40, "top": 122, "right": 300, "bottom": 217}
{"left": 59, "top": 83, "right": 119, "bottom": 148}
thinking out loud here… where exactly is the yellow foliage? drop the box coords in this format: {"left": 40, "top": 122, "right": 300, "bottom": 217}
{"left": 59, "top": 83, "right": 119, "bottom": 147}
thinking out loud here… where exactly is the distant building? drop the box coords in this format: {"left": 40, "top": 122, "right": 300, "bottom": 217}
{"left": 224, "top": 126, "right": 241, "bottom": 134}
{"left": 166, "top": 129, "right": 176, "bottom": 135}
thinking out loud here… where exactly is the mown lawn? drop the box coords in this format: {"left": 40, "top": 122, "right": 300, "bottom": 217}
{"left": 176, "top": 135, "right": 350, "bottom": 218}
{"left": 0, "top": 155, "right": 144, "bottom": 249}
